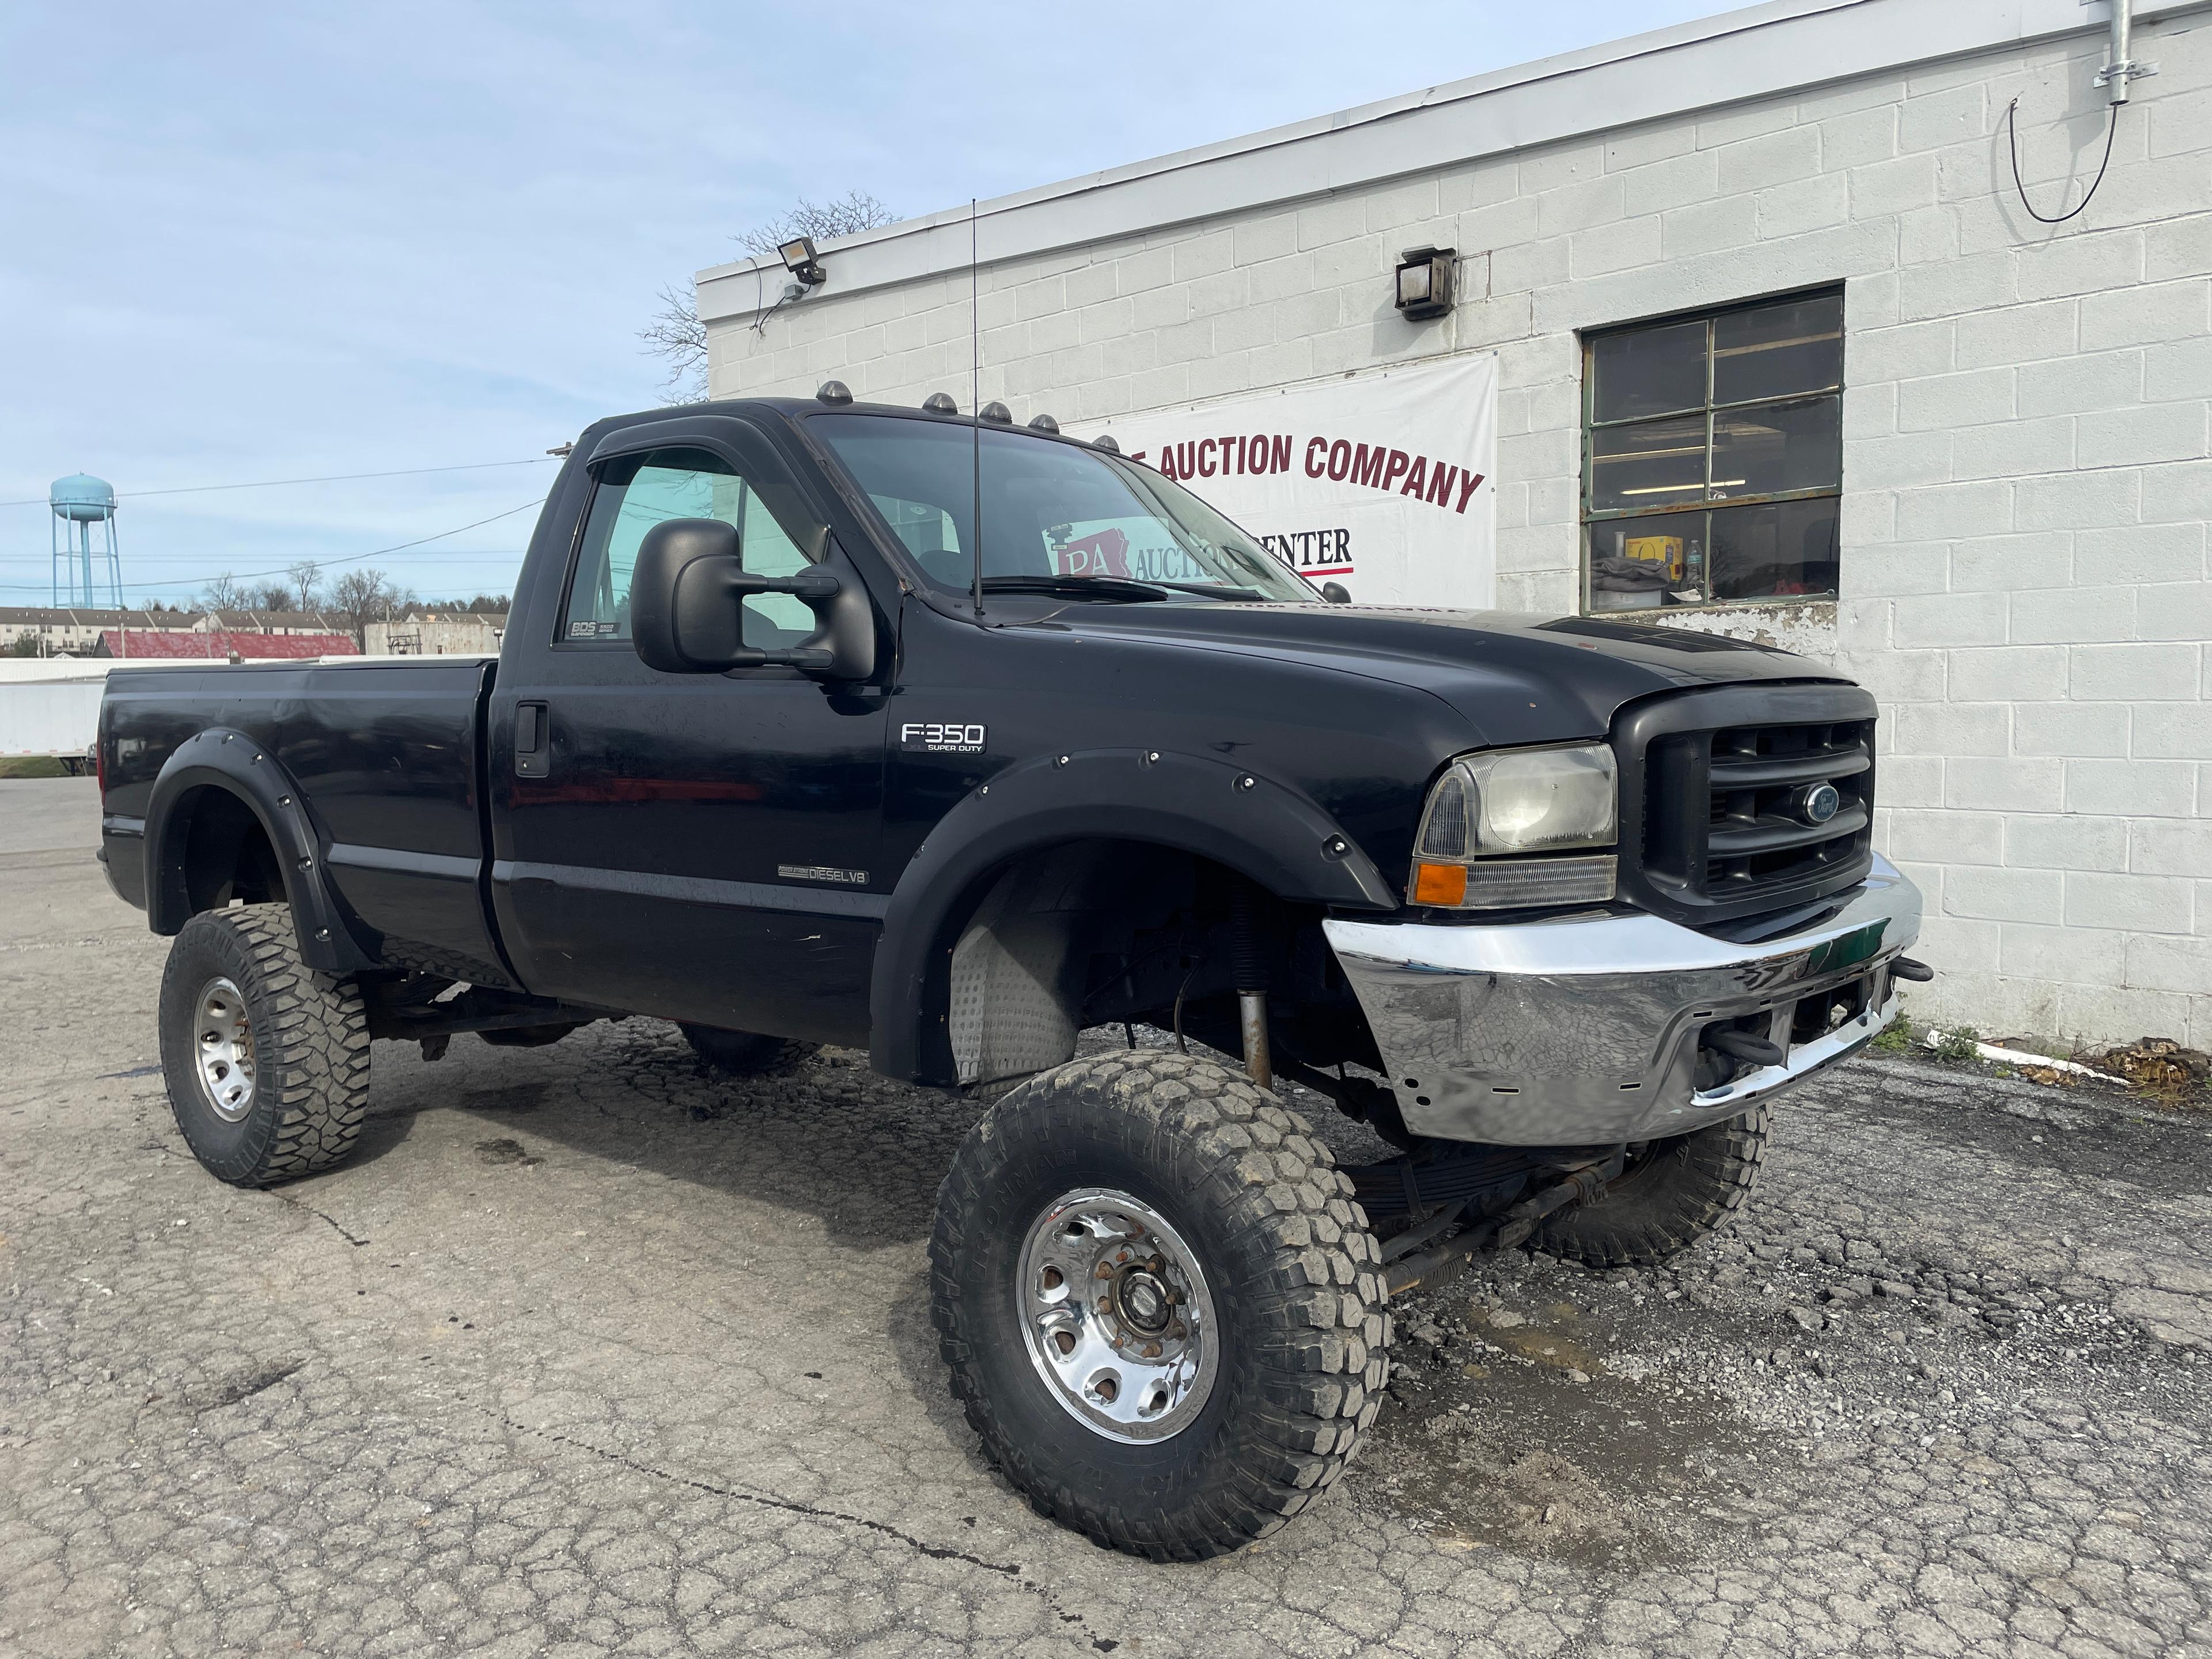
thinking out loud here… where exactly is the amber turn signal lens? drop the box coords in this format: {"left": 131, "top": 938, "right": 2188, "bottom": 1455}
{"left": 1411, "top": 862, "right": 1468, "bottom": 907}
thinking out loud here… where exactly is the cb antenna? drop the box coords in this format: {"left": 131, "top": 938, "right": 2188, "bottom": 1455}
{"left": 969, "top": 198, "right": 985, "bottom": 620}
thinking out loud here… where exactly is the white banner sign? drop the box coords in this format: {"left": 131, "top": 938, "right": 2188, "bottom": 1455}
{"left": 1073, "top": 354, "right": 1497, "bottom": 608}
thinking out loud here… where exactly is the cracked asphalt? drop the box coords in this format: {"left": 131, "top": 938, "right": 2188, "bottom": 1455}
{"left": 5, "top": 774, "right": 2211, "bottom": 1657}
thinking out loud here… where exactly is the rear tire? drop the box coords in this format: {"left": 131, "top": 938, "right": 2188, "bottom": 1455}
{"left": 158, "top": 903, "right": 372, "bottom": 1187}
{"left": 1532, "top": 1107, "right": 1768, "bottom": 1267}
{"left": 677, "top": 1022, "right": 816, "bottom": 1076}
{"left": 930, "top": 1050, "right": 1389, "bottom": 1560}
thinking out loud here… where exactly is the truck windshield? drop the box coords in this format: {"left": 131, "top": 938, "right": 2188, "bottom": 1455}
{"left": 810, "top": 414, "right": 1316, "bottom": 603}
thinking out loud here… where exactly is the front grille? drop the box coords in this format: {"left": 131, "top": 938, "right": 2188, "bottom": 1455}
{"left": 1706, "top": 718, "right": 1873, "bottom": 893}
{"left": 1615, "top": 682, "right": 1878, "bottom": 926}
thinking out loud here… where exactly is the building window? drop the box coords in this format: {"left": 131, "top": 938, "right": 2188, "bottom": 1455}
{"left": 1582, "top": 289, "right": 1842, "bottom": 613}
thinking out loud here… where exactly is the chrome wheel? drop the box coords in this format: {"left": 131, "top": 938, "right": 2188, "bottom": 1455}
{"left": 1017, "top": 1188, "right": 1218, "bottom": 1442}
{"left": 193, "top": 976, "right": 256, "bottom": 1122}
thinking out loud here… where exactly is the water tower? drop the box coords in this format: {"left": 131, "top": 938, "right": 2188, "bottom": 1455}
{"left": 50, "top": 473, "right": 123, "bottom": 608}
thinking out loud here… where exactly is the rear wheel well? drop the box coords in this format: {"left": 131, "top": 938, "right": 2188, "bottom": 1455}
{"left": 175, "top": 786, "right": 288, "bottom": 916}
{"left": 936, "top": 838, "right": 1381, "bottom": 1089}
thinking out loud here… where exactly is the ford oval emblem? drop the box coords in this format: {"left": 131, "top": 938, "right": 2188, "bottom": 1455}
{"left": 1801, "top": 782, "right": 1842, "bottom": 825}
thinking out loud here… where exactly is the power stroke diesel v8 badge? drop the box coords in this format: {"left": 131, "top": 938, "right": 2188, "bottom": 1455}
{"left": 777, "top": 864, "right": 869, "bottom": 886}
{"left": 899, "top": 721, "right": 986, "bottom": 754}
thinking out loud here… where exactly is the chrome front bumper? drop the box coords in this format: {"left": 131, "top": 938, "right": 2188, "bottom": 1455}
{"left": 1322, "top": 855, "right": 1923, "bottom": 1146}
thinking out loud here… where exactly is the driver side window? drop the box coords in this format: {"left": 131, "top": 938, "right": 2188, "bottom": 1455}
{"left": 562, "top": 446, "right": 815, "bottom": 646}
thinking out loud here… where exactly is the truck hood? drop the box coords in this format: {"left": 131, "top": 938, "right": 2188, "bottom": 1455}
{"left": 1040, "top": 602, "right": 1849, "bottom": 749}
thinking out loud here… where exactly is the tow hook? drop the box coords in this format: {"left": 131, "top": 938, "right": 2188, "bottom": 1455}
{"left": 1380, "top": 1147, "right": 1626, "bottom": 1298}
{"left": 1706, "top": 1027, "right": 1785, "bottom": 1069}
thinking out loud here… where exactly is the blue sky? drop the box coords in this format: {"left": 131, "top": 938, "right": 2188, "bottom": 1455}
{"left": 1, "top": 1, "right": 1727, "bottom": 606}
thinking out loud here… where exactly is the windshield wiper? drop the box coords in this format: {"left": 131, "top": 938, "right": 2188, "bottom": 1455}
{"left": 980, "top": 575, "right": 1170, "bottom": 602}
{"left": 980, "top": 574, "right": 1268, "bottom": 604}
{"left": 1144, "top": 578, "right": 1267, "bottom": 601}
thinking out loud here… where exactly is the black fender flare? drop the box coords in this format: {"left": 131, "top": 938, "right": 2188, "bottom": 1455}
{"left": 868, "top": 747, "right": 1397, "bottom": 1083}
{"left": 143, "top": 729, "right": 376, "bottom": 975}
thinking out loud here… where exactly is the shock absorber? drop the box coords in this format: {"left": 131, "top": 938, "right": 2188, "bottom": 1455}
{"left": 1228, "top": 880, "right": 1272, "bottom": 1090}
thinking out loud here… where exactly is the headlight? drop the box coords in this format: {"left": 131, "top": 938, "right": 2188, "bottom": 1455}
{"left": 1411, "top": 743, "right": 1618, "bottom": 909}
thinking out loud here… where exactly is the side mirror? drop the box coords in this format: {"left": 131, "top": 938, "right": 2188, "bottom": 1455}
{"left": 631, "top": 518, "right": 875, "bottom": 679}
{"left": 1320, "top": 581, "right": 1352, "bottom": 604}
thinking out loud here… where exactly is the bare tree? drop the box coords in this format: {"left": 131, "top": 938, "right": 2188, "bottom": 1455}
{"left": 248, "top": 582, "right": 291, "bottom": 612}
{"left": 328, "top": 567, "right": 416, "bottom": 649}
{"left": 286, "top": 560, "right": 323, "bottom": 612}
{"left": 732, "top": 191, "right": 895, "bottom": 260}
{"left": 641, "top": 190, "right": 895, "bottom": 403}
{"left": 639, "top": 284, "right": 710, "bottom": 403}
{"left": 196, "top": 572, "right": 243, "bottom": 613}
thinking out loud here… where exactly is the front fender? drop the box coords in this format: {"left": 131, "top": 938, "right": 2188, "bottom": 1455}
{"left": 868, "top": 746, "right": 1397, "bottom": 1082}
{"left": 143, "top": 729, "right": 376, "bottom": 975}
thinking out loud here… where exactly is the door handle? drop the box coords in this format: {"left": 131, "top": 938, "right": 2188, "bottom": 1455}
{"left": 514, "top": 702, "right": 548, "bottom": 778}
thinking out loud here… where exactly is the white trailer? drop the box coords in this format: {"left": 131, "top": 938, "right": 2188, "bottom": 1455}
{"left": 0, "top": 669, "right": 108, "bottom": 772}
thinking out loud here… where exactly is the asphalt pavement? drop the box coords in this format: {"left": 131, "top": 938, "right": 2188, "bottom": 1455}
{"left": 3, "top": 775, "right": 2209, "bottom": 1657}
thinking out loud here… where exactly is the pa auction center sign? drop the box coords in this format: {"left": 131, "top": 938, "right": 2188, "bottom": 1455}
{"left": 1074, "top": 353, "right": 1497, "bottom": 608}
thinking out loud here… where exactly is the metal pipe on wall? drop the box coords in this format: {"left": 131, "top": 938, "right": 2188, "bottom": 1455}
{"left": 2103, "top": 0, "right": 2148, "bottom": 104}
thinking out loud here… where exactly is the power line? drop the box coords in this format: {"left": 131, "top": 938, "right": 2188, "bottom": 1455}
{"left": 0, "top": 456, "right": 556, "bottom": 510}
{"left": 0, "top": 498, "right": 546, "bottom": 594}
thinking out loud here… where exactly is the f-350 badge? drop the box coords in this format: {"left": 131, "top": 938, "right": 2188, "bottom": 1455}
{"left": 899, "top": 721, "right": 987, "bottom": 754}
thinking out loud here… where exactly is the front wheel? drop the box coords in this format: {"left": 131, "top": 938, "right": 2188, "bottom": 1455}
{"left": 1531, "top": 1107, "right": 1769, "bottom": 1267}
{"left": 158, "top": 903, "right": 372, "bottom": 1186}
{"left": 930, "top": 1051, "right": 1389, "bottom": 1560}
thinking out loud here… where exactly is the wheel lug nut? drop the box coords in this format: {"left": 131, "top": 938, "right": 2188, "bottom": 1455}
{"left": 1141, "top": 1342, "right": 1162, "bottom": 1359}
{"left": 1094, "top": 1264, "right": 1113, "bottom": 1279}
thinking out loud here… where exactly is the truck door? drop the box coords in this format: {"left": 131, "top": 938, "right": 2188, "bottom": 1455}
{"left": 488, "top": 431, "right": 888, "bottom": 1046}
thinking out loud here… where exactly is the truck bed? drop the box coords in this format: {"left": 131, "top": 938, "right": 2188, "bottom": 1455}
{"left": 100, "top": 656, "right": 510, "bottom": 986}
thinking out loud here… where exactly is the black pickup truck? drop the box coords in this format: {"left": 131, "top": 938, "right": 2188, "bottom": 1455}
{"left": 99, "top": 387, "right": 1924, "bottom": 1560}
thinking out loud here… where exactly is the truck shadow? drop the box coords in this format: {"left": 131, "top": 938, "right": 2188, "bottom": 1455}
{"left": 366, "top": 1017, "right": 982, "bottom": 1251}
{"left": 351, "top": 1016, "right": 1815, "bottom": 1575}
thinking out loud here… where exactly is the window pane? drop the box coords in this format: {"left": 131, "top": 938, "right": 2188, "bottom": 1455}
{"left": 1588, "top": 510, "right": 1708, "bottom": 613}
{"left": 739, "top": 491, "right": 816, "bottom": 647}
{"left": 1589, "top": 413, "right": 1707, "bottom": 512}
{"left": 1713, "top": 294, "right": 1842, "bottom": 404}
{"left": 564, "top": 446, "right": 821, "bottom": 647}
{"left": 1709, "top": 497, "right": 1839, "bottom": 601}
{"left": 1710, "top": 396, "right": 1840, "bottom": 499}
{"left": 812, "top": 415, "right": 1315, "bottom": 601}
{"left": 564, "top": 448, "right": 738, "bottom": 642}
{"left": 1590, "top": 319, "right": 1707, "bottom": 423}
{"left": 1047, "top": 518, "right": 1223, "bottom": 584}
{"left": 868, "top": 494, "right": 966, "bottom": 586}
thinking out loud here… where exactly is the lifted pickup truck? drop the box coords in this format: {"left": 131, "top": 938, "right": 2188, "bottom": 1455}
{"left": 100, "top": 387, "right": 1925, "bottom": 1560}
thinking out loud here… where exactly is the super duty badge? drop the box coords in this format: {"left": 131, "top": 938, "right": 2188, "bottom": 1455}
{"left": 900, "top": 721, "right": 987, "bottom": 754}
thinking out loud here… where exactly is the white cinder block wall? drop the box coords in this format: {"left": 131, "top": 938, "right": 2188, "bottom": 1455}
{"left": 703, "top": 3, "right": 2212, "bottom": 1051}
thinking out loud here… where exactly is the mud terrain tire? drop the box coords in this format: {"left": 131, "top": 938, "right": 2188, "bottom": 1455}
{"left": 1533, "top": 1107, "right": 1769, "bottom": 1267}
{"left": 930, "top": 1050, "right": 1389, "bottom": 1560}
{"left": 158, "top": 903, "right": 372, "bottom": 1187}
{"left": 677, "top": 1023, "right": 817, "bottom": 1076}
